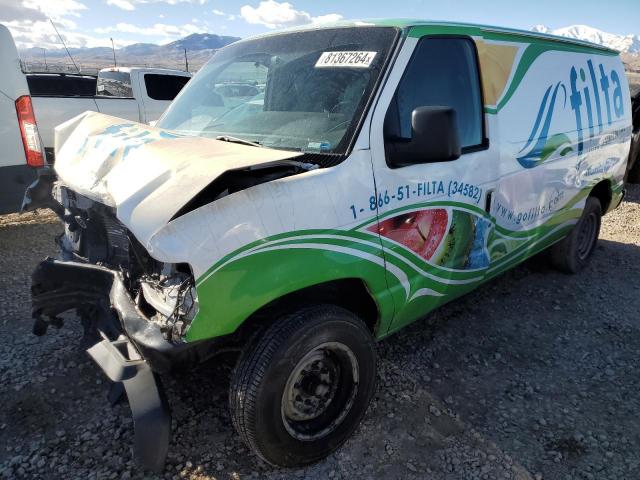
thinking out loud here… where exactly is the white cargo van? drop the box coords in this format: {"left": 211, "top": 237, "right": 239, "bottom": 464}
{"left": 27, "top": 21, "right": 632, "bottom": 471}
{"left": 0, "top": 23, "right": 191, "bottom": 213}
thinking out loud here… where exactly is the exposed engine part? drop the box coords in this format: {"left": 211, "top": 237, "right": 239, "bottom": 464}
{"left": 138, "top": 269, "right": 199, "bottom": 342}
{"left": 49, "top": 182, "right": 198, "bottom": 342}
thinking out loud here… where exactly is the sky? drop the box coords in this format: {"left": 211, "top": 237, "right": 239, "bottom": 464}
{"left": 1, "top": 0, "right": 639, "bottom": 50}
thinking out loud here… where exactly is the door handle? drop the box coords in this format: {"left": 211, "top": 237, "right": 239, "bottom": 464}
{"left": 485, "top": 189, "right": 494, "bottom": 213}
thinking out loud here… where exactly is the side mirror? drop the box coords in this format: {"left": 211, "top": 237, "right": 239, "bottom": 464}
{"left": 387, "top": 106, "right": 461, "bottom": 167}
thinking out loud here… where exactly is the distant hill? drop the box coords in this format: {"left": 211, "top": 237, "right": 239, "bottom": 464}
{"left": 19, "top": 32, "right": 241, "bottom": 73}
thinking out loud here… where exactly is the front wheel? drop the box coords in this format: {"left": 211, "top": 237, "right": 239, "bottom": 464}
{"left": 229, "top": 305, "right": 377, "bottom": 467}
{"left": 549, "top": 196, "right": 602, "bottom": 273}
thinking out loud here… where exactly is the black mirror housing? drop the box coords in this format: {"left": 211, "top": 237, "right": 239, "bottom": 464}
{"left": 386, "top": 106, "right": 461, "bottom": 167}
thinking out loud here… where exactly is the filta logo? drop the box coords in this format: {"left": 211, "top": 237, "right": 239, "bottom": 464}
{"left": 517, "top": 58, "right": 625, "bottom": 169}
{"left": 569, "top": 60, "right": 625, "bottom": 156}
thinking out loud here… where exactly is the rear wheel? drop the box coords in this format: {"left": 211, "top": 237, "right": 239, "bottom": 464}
{"left": 229, "top": 305, "right": 377, "bottom": 467}
{"left": 627, "top": 130, "right": 640, "bottom": 183}
{"left": 549, "top": 196, "right": 601, "bottom": 273}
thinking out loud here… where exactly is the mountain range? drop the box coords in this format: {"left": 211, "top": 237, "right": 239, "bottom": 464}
{"left": 531, "top": 24, "right": 640, "bottom": 54}
{"left": 19, "top": 33, "right": 241, "bottom": 72}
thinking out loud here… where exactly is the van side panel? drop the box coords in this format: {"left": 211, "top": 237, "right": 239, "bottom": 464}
{"left": 367, "top": 26, "right": 632, "bottom": 335}
{"left": 479, "top": 36, "right": 631, "bottom": 279}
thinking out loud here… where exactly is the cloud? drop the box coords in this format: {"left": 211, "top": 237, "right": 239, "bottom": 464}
{"left": 5, "top": 19, "right": 136, "bottom": 49}
{"left": 23, "top": 0, "right": 87, "bottom": 19}
{"left": 95, "top": 22, "right": 205, "bottom": 41}
{"left": 311, "top": 14, "right": 343, "bottom": 24}
{"left": 106, "top": 0, "right": 135, "bottom": 11}
{"left": 1, "top": 0, "right": 97, "bottom": 49}
{"left": 212, "top": 9, "right": 225, "bottom": 16}
{"left": 0, "top": 0, "right": 87, "bottom": 23}
{"left": 142, "top": 0, "right": 207, "bottom": 3}
{"left": 107, "top": 0, "right": 207, "bottom": 8}
{"left": 0, "top": 0, "right": 46, "bottom": 22}
{"left": 240, "top": 1, "right": 342, "bottom": 29}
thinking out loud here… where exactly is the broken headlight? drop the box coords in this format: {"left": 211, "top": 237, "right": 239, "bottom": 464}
{"left": 137, "top": 263, "right": 199, "bottom": 342}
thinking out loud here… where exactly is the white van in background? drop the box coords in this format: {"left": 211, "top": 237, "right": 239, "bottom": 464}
{"left": 0, "top": 23, "right": 191, "bottom": 214}
{"left": 0, "top": 24, "right": 45, "bottom": 214}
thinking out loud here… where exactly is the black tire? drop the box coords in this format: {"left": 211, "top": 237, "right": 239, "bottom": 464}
{"left": 549, "top": 196, "right": 601, "bottom": 273}
{"left": 627, "top": 130, "right": 640, "bottom": 184}
{"left": 229, "top": 304, "right": 377, "bottom": 467}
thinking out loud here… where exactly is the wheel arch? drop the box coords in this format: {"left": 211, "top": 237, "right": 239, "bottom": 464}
{"left": 235, "top": 278, "right": 382, "bottom": 341}
{"left": 187, "top": 245, "right": 393, "bottom": 342}
{"left": 589, "top": 179, "right": 613, "bottom": 214}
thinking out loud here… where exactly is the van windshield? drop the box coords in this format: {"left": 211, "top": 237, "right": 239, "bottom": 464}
{"left": 157, "top": 27, "right": 397, "bottom": 153}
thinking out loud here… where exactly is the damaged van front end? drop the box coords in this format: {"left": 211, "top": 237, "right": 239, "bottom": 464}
{"left": 26, "top": 24, "right": 401, "bottom": 471}
{"left": 28, "top": 111, "right": 312, "bottom": 471}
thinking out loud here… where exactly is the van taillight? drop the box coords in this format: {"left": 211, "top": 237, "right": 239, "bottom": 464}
{"left": 15, "top": 95, "right": 44, "bottom": 168}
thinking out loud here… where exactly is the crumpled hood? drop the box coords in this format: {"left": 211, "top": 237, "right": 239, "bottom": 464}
{"left": 54, "top": 111, "right": 302, "bottom": 247}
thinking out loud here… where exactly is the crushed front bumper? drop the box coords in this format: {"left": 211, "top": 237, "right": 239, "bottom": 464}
{"left": 31, "top": 258, "right": 181, "bottom": 472}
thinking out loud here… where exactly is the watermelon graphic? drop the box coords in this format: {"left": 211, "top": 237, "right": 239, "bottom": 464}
{"left": 370, "top": 208, "right": 491, "bottom": 270}
{"left": 368, "top": 209, "right": 449, "bottom": 261}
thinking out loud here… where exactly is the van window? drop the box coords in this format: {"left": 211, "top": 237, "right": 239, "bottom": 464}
{"left": 97, "top": 71, "right": 133, "bottom": 97}
{"left": 144, "top": 74, "right": 190, "bottom": 101}
{"left": 386, "top": 37, "right": 484, "bottom": 149}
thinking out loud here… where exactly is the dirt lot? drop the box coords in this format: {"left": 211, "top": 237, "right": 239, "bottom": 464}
{"left": 1, "top": 186, "right": 639, "bottom": 480}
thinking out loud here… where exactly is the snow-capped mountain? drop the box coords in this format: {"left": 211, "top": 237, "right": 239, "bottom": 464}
{"left": 531, "top": 24, "right": 640, "bottom": 54}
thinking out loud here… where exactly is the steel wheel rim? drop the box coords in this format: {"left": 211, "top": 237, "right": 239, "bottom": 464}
{"left": 281, "top": 342, "right": 359, "bottom": 441}
{"left": 577, "top": 212, "right": 597, "bottom": 260}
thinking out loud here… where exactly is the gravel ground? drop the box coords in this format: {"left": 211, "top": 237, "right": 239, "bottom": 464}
{"left": 1, "top": 186, "right": 639, "bottom": 480}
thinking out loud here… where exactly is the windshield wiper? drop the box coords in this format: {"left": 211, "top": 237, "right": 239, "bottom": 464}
{"left": 215, "top": 135, "right": 263, "bottom": 148}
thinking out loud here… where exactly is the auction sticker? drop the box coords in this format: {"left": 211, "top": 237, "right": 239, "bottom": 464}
{"left": 315, "top": 51, "right": 377, "bottom": 68}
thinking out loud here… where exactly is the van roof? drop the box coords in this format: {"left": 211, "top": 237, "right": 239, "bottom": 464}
{"left": 244, "top": 19, "right": 619, "bottom": 55}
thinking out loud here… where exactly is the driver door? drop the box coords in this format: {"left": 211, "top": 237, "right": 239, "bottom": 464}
{"left": 368, "top": 34, "right": 500, "bottom": 334}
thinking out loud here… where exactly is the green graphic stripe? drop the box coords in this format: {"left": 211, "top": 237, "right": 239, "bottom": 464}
{"left": 492, "top": 188, "right": 589, "bottom": 237}
{"left": 255, "top": 232, "right": 486, "bottom": 283}
{"left": 187, "top": 243, "right": 397, "bottom": 342}
{"left": 486, "top": 222, "right": 576, "bottom": 281}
